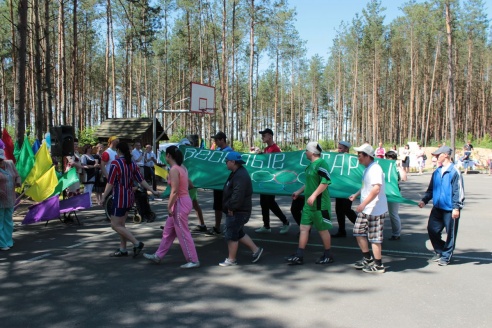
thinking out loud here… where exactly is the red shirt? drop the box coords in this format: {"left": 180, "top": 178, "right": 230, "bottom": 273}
{"left": 264, "top": 143, "right": 281, "bottom": 153}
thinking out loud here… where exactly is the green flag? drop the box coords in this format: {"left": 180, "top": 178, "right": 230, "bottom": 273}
{"left": 181, "top": 147, "right": 416, "bottom": 205}
{"left": 16, "top": 137, "right": 35, "bottom": 182}
{"left": 51, "top": 167, "right": 80, "bottom": 197}
{"left": 13, "top": 141, "right": 20, "bottom": 162}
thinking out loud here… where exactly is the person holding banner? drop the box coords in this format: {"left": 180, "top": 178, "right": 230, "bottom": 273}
{"left": 385, "top": 150, "right": 402, "bottom": 241}
{"left": 0, "top": 149, "right": 21, "bottom": 251}
{"left": 144, "top": 145, "right": 200, "bottom": 268}
{"left": 206, "top": 132, "right": 233, "bottom": 236}
{"left": 286, "top": 142, "right": 334, "bottom": 265}
{"left": 350, "top": 144, "right": 388, "bottom": 273}
{"left": 331, "top": 141, "right": 357, "bottom": 238}
{"left": 219, "top": 151, "right": 263, "bottom": 266}
{"left": 255, "top": 128, "right": 290, "bottom": 234}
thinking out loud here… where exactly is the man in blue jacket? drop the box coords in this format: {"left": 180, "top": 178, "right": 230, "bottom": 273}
{"left": 418, "top": 146, "right": 465, "bottom": 266}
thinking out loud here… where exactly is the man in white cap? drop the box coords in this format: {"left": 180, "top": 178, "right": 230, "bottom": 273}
{"left": 331, "top": 141, "right": 357, "bottom": 238}
{"left": 349, "top": 143, "right": 388, "bottom": 273}
{"left": 418, "top": 146, "right": 464, "bottom": 266}
{"left": 286, "top": 142, "right": 334, "bottom": 265}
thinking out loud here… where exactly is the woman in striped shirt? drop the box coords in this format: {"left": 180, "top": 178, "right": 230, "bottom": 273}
{"left": 101, "top": 142, "right": 159, "bottom": 258}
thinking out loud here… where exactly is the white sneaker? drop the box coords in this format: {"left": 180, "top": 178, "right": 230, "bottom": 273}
{"left": 219, "top": 258, "right": 238, "bottom": 267}
{"left": 180, "top": 261, "right": 200, "bottom": 269}
{"left": 143, "top": 253, "right": 161, "bottom": 264}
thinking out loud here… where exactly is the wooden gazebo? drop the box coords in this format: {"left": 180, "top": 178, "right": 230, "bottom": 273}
{"left": 94, "top": 118, "right": 168, "bottom": 146}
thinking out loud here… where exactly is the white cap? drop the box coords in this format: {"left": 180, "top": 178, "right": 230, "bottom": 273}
{"left": 353, "top": 144, "right": 375, "bottom": 157}
{"left": 306, "top": 142, "right": 322, "bottom": 155}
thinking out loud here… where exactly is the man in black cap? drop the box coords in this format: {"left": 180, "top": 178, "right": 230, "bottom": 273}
{"left": 255, "top": 128, "right": 290, "bottom": 234}
{"left": 418, "top": 146, "right": 465, "bottom": 266}
{"left": 206, "top": 132, "right": 233, "bottom": 236}
{"left": 331, "top": 141, "right": 357, "bottom": 238}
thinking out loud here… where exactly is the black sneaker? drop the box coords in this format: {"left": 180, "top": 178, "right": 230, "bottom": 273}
{"left": 205, "top": 227, "right": 221, "bottom": 236}
{"left": 110, "top": 249, "right": 128, "bottom": 257}
{"left": 362, "top": 263, "right": 386, "bottom": 273}
{"left": 388, "top": 236, "right": 400, "bottom": 241}
{"left": 315, "top": 255, "right": 334, "bottom": 264}
{"left": 330, "top": 231, "right": 347, "bottom": 238}
{"left": 285, "top": 254, "right": 304, "bottom": 265}
{"left": 252, "top": 247, "right": 264, "bottom": 263}
{"left": 354, "top": 257, "right": 374, "bottom": 269}
{"left": 193, "top": 225, "right": 208, "bottom": 233}
{"left": 133, "top": 242, "right": 144, "bottom": 258}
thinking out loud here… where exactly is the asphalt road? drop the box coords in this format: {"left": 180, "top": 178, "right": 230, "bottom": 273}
{"left": 1, "top": 172, "right": 491, "bottom": 327}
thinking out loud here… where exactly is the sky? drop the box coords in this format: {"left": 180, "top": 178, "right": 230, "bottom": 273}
{"left": 288, "top": 0, "right": 492, "bottom": 59}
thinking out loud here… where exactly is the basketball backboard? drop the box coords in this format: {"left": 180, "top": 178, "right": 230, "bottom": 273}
{"left": 190, "top": 82, "right": 215, "bottom": 114}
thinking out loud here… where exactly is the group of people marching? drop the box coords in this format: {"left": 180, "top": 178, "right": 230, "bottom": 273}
{"left": 0, "top": 132, "right": 465, "bottom": 274}
{"left": 97, "top": 130, "right": 464, "bottom": 274}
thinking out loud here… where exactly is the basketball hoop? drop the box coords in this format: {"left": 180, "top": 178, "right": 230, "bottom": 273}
{"left": 190, "top": 82, "right": 215, "bottom": 115}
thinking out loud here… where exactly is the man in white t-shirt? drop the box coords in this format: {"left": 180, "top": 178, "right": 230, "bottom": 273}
{"left": 349, "top": 144, "right": 388, "bottom": 274}
{"left": 131, "top": 141, "right": 145, "bottom": 175}
{"left": 143, "top": 144, "right": 157, "bottom": 189}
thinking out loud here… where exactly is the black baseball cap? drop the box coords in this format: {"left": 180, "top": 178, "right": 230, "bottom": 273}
{"left": 211, "top": 131, "right": 227, "bottom": 140}
{"left": 259, "top": 128, "right": 274, "bottom": 135}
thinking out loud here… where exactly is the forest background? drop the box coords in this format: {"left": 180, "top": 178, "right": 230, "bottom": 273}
{"left": 1, "top": 0, "right": 492, "bottom": 152}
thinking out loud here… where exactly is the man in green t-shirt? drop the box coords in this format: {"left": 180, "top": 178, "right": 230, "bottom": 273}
{"left": 286, "top": 142, "right": 334, "bottom": 265}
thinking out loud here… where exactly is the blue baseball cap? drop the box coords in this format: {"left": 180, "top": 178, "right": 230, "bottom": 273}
{"left": 225, "top": 151, "right": 246, "bottom": 164}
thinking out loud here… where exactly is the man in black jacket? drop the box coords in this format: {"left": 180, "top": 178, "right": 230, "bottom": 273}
{"left": 219, "top": 151, "right": 264, "bottom": 266}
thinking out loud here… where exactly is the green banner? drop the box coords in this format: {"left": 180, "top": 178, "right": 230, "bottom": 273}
{"left": 181, "top": 147, "right": 416, "bottom": 205}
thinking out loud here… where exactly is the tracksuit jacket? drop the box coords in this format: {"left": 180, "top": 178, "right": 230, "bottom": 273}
{"left": 421, "top": 163, "right": 465, "bottom": 210}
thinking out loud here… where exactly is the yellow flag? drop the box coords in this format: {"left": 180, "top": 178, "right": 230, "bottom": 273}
{"left": 25, "top": 166, "right": 59, "bottom": 202}
{"left": 24, "top": 142, "right": 53, "bottom": 186}
{"left": 154, "top": 165, "right": 168, "bottom": 179}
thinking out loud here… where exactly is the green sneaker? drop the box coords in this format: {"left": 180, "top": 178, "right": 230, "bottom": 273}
{"left": 255, "top": 226, "right": 271, "bottom": 234}
{"left": 279, "top": 224, "right": 291, "bottom": 234}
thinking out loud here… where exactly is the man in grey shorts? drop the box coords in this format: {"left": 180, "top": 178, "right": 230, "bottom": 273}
{"left": 349, "top": 144, "right": 388, "bottom": 273}
{"left": 219, "top": 151, "right": 264, "bottom": 266}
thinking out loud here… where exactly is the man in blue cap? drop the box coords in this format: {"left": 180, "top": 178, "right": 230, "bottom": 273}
{"left": 419, "top": 145, "right": 465, "bottom": 266}
{"left": 219, "top": 151, "right": 264, "bottom": 266}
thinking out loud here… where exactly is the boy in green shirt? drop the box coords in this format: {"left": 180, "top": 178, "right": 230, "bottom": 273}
{"left": 286, "top": 142, "right": 334, "bottom": 265}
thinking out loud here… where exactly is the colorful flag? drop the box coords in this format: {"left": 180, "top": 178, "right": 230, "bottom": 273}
{"left": 25, "top": 166, "right": 59, "bottom": 202}
{"left": 16, "top": 137, "right": 35, "bottom": 182}
{"left": 24, "top": 141, "right": 53, "bottom": 186}
{"left": 51, "top": 167, "right": 79, "bottom": 197}
{"left": 2, "top": 129, "right": 15, "bottom": 162}
{"left": 154, "top": 164, "right": 168, "bottom": 180}
{"left": 32, "top": 139, "right": 41, "bottom": 154}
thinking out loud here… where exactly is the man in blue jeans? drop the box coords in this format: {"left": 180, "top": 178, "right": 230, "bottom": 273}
{"left": 419, "top": 146, "right": 465, "bottom": 266}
